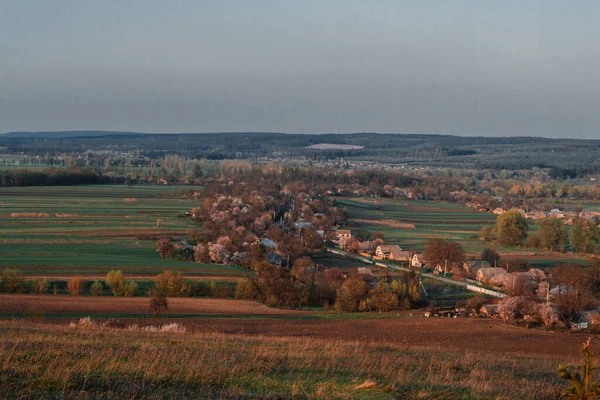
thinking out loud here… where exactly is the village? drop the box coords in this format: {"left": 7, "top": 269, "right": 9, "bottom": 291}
{"left": 325, "top": 224, "right": 600, "bottom": 330}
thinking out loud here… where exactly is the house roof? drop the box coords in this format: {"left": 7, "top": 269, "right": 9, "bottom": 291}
{"left": 464, "top": 261, "right": 491, "bottom": 272}
{"left": 260, "top": 239, "right": 277, "bottom": 248}
{"left": 480, "top": 304, "right": 498, "bottom": 314}
{"left": 476, "top": 267, "right": 507, "bottom": 279}
{"left": 377, "top": 245, "right": 410, "bottom": 260}
{"left": 337, "top": 229, "right": 351, "bottom": 235}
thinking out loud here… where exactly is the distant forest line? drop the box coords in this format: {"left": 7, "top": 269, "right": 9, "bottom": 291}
{"left": 1, "top": 131, "right": 600, "bottom": 177}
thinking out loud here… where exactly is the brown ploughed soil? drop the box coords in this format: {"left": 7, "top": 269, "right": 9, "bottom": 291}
{"left": 0, "top": 295, "right": 590, "bottom": 358}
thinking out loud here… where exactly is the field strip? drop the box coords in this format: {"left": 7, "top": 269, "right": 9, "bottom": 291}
{"left": 18, "top": 274, "right": 246, "bottom": 281}
{"left": 0, "top": 295, "right": 306, "bottom": 316}
{"left": 350, "top": 218, "right": 415, "bottom": 229}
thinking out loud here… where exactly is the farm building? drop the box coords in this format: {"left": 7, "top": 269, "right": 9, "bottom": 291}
{"left": 479, "top": 304, "right": 499, "bottom": 316}
{"left": 375, "top": 245, "right": 410, "bottom": 261}
{"left": 335, "top": 229, "right": 352, "bottom": 248}
{"left": 411, "top": 254, "right": 428, "bottom": 268}
{"left": 476, "top": 267, "right": 507, "bottom": 285}
{"left": 463, "top": 261, "right": 491, "bottom": 274}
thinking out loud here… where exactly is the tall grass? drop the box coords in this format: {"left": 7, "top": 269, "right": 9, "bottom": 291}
{"left": 0, "top": 320, "right": 575, "bottom": 399}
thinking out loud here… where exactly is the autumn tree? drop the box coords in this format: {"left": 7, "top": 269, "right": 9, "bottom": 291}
{"left": 423, "top": 239, "right": 465, "bottom": 270}
{"left": 30, "top": 279, "right": 48, "bottom": 295}
{"left": 570, "top": 219, "right": 600, "bottom": 254}
{"left": 106, "top": 270, "right": 137, "bottom": 297}
{"left": 156, "top": 239, "right": 175, "bottom": 260}
{"left": 149, "top": 288, "right": 168, "bottom": 317}
{"left": 481, "top": 248, "right": 500, "bottom": 266}
{"left": 106, "top": 270, "right": 125, "bottom": 296}
{"left": 0, "top": 268, "right": 24, "bottom": 293}
{"left": 553, "top": 264, "right": 596, "bottom": 325}
{"left": 90, "top": 281, "right": 103, "bottom": 296}
{"left": 496, "top": 209, "right": 528, "bottom": 246}
{"left": 67, "top": 277, "right": 85, "bottom": 296}
{"left": 479, "top": 226, "right": 495, "bottom": 241}
{"left": 155, "top": 270, "right": 189, "bottom": 297}
{"left": 334, "top": 276, "right": 369, "bottom": 312}
{"left": 528, "top": 217, "right": 566, "bottom": 252}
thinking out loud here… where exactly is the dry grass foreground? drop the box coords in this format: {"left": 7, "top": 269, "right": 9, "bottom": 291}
{"left": 0, "top": 319, "right": 580, "bottom": 399}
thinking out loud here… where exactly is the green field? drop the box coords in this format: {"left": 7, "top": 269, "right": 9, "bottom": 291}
{"left": 336, "top": 197, "right": 504, "bottom": 253}
{"left": 0, "top": 185, "right": 249, "bottom": 278}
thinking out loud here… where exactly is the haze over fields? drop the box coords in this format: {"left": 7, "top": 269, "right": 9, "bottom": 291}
{"left": 1, "top": 1, "right": 600, "bottom": 137}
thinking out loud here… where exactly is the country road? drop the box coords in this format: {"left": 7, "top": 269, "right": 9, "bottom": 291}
{"left": 326, "top": 247, "right": 505, "bottom": 298}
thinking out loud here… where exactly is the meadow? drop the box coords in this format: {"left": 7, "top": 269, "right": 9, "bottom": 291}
{"left": 336, "top": 197, "right": 591, "bottom": 269}
{"left": 0, "top": 185, "right": 249, "bottom": 279}
{"left": 0, "top": 317, "right": 586, "bottom": 399}
{"left": 336, "top": 197, "right": 500, "bottom": 254}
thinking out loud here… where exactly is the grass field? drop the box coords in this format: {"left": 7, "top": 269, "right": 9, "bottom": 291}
{"left": 336, "top": 197, "right": 502, "bottom": 253}
{"left": 336, "top": 197, "right": 593, "bottom": 270}
{"left": 0, "top": 185, "right": 249, "bottom": 278}
{"left": 0, "top": 311, "right": 590, "bottom": 399}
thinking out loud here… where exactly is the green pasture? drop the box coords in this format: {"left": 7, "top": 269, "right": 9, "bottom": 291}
{"left": 0, "top": 185, "right": 248, "bottom": 278}
{"left": 336, "top": 197, "right": 502, "bottom": 253}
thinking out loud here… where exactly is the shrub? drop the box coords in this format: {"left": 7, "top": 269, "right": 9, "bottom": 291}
{"left": 558, "top": 338, "right": 600, "bottom": 399}
{"left": 1, "top": 268, "right": 24, "bottom": 293}
{"left": 106, "top": 270, "right": 125, "bottom": 296}
{"left": 67, "top": 278, "right": 85, "bottom": 296}
{"left": 122, "top": 281, "right": 138, "bottom": 297}
{"left": 30, "top": 279, "right": 48, "bottom": 295}
{"left": 466, "top": 294, "right": 487, "bottom": 313}
{"left": 90, "top": 281, "right": 103, "bottom": 296}
{"left": 155, "top": 270, "right": 189, "bottom": 297}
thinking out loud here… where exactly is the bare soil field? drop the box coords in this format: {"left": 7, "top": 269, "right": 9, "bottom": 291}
{"left": 0, "top": 295, "right": 590, "bottom": 358}
{"left": 0, "top": 295, "right": 303, "bottom": 316}
{"left": 182, "top": 317, "right": 589, "bottom": 357}
{"left": 19, "top": 274, "right": 245, "bottom": 281}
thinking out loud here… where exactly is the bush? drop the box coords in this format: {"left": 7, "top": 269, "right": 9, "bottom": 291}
{"left": 106, "top": 270, "right": 125, "bottom": 296}
{"left": 155, "top": 270, "right": 189, "bottom": 297}
{"left": 466, "top": 294, "right": 486, "bottom": 313}
{"left": 334, "top": 277, "right": 369, "bottom": 312}
{"left": 90, "top": 281, "right": 103, "bottom": 296}
{"left": 1, "top": 268, "right": 24, "bottom": 293}
{"left": 123, "top": 281, "right": 138, "bottom": 297}
{"left": 67, "top": 278, "right": 85, "bottom": 296}
{"left": 30, "top": 279, "right": 48, "bottom": 295}
{"left": 106, "top": 270, "right": 137, "bottom": 297}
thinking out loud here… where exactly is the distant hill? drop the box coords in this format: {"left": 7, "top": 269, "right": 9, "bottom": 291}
{"left": 2, "top": 131, "right": 600, "bottom": 176}
{"left": 1, "top": 131, "right": 147, "bottom": 138}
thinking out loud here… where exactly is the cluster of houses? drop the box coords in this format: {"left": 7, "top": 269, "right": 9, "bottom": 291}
{"left": 475, "top": 204, "right": 600, "bottom": 226}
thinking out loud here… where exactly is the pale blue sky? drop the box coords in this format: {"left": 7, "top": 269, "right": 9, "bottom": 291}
{"left": 1, "top": 1, "right": 599, "bottom": 137}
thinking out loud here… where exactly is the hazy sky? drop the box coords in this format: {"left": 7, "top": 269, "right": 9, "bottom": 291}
{"left": 1, "top": 1, "right": 599, "bottom": 137}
